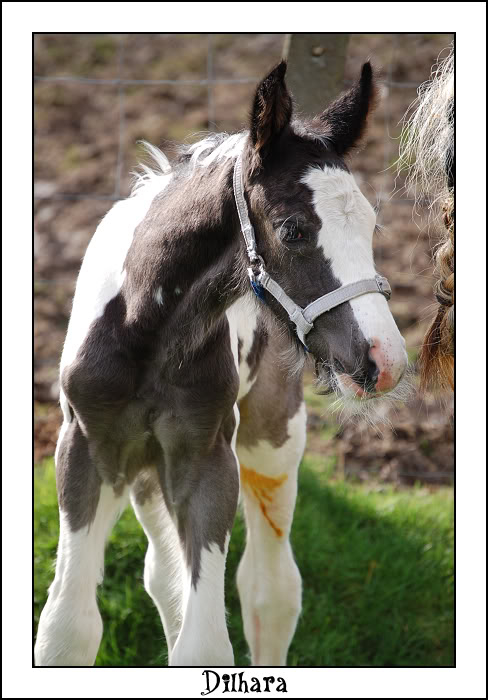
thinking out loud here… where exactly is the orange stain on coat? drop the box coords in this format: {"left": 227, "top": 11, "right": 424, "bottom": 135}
{"left": 240, "top": 464, "right": 288, "bottom": 537}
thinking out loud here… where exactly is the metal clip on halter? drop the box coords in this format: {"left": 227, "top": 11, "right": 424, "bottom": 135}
{"left": 247, "top": 253, "right": 265, "bottom": 280}
{"left": 376, "top": 274, "right": 391, "bottom": 300}
{"left": 247, "top": 254, "right": 266, "bottom": 302}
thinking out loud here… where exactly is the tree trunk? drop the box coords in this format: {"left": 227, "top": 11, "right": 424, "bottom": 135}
{"left": 283, "top": 34, "right": 349, "bottom": 116}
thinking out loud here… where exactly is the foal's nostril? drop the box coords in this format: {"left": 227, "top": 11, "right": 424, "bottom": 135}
{"left": 333, "top": 358, "right": 346, "bottom": 374}
{"left": 368, "top": 358, "right": 380, "bottom": 385}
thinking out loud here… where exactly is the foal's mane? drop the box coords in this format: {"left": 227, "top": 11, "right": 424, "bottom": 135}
{"left": 130, "top": 132, "right": 247, "bottom": 197}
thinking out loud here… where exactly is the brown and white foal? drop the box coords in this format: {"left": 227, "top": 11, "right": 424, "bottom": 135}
{"left": 35, "top": 61, "right": 407, "bottom": 666}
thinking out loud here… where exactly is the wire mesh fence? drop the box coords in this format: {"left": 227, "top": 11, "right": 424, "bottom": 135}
{"left": 34, "top": 33, "right": 425, "bottom": 206}
{"left": 34, "top": 33, "right": 454, "bottom": 482}
{"left": 33, "top": 32, "right": 454, "bottom": 318}
{"left": 33, "top": 32, "right": 437, "bottom": 294}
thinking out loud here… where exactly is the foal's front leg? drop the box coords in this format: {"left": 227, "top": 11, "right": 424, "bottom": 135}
{"left": 130, "top": 472, "right": 185, "bottom": 657}
{"left": 160, "top": 406, "right": 240, "bottom": 667}
{"left": 236, "top": 392, "right": 306, "bottom": 666}
{"left": 35, "top": 419, "right": 129, "bottom": 666}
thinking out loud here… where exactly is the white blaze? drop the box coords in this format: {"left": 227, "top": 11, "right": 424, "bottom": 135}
{"left": 302, "top": 165, "right": 407, "bottom": 382}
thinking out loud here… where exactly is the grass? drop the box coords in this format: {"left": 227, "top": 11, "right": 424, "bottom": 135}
{"left": 34, "top": 457, "right": 453, "bottom": 667}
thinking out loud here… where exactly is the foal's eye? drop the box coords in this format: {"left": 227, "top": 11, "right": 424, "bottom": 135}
{"left": 282, "top": 223, "right": 305, "bottom": 243}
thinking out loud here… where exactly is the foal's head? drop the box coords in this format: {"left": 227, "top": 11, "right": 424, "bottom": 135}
{"left": 241, "top": 61, "right": 407, "bottom": 404}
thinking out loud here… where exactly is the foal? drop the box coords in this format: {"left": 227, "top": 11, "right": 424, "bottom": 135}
{"left": 35, "top": 61, "right": 407, "bottom": 666}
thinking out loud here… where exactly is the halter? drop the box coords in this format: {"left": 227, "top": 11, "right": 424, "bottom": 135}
{"left": 233, "top": 155, "right": 392, "bottom": 346}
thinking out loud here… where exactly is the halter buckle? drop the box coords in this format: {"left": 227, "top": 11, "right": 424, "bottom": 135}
{"left": 247, "top": 254, "right": 265, "bottom": 283}
{"left": 375, "top": 275, "right": 391, "bottom": 300}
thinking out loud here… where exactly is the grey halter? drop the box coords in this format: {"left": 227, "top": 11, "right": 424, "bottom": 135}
{"left": 233, "top": 155, "right": 392, "bottom": 346}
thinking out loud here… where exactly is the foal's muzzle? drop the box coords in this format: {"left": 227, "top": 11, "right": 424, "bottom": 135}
{"left": 333, "top": 337, "right": 406, "bottom": 398}
{"left": 316, "top": 331, "right": 407, "bottom": 398}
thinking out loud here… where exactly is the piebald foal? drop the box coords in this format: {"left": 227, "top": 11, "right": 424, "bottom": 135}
{"left": 35, "top": 61, "right": 407, "bottom": 667}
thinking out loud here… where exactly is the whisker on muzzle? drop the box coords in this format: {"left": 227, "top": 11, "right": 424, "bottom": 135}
{"left": 315, "top": 362, "right": 414, "bottom": 428}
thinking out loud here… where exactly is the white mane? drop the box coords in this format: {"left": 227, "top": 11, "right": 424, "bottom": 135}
{"left": 398, "top": 45, "right": 454, "bottom": 219}
{"left": 130, "top": 140, "right": 172, "bottom": 195}
{"left": 184, "top": 131, "right": 247, "bottom": 169}
{"left": 130, "top": 132, "right": 247, "bottom": 197}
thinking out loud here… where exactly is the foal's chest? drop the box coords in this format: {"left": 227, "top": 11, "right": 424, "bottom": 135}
{"left": 226, "top": 297, "right": 268, "bottom": 402}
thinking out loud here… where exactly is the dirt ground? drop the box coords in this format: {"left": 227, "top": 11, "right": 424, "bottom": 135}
{"left": 34, "top": 33, "right": 454, "bottom": 485}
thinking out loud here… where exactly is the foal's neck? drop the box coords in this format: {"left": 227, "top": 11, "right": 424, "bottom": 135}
{"left": 171, "top": 159, "right": 248, "bottom": 309}
{"left": 125, "top": 157, "right": 249, "bottom": 356}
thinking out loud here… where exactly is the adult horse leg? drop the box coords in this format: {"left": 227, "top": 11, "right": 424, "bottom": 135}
{"left": 236, "top": 361, "right": 306, "bottom": 666}
{"left": 35, "top": 418, "right": 129, "bottom": 666}
{"left": 129, "top": 470, "right": 185, "bottom": 658}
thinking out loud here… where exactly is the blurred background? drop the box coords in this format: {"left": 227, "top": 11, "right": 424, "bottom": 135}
{"left": 34, "top": 33, "right": 454, "bottom": 667}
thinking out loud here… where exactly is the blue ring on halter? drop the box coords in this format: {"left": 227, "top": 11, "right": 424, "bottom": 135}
{"left": 251, "top": 280, "right": 309, "bottom": 351}
{"left": 251, "top": 280, "right": 267, "bottom": 303}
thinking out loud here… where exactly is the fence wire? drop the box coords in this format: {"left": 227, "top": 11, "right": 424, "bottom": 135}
{"left": 33, "top": 36, "right": 425, "bottom": 289}
{"left": 34, "top": 32, "right": 424, "bottom": 295}
{"left": 34, "top": 34, "right": 421, "bottom": 205}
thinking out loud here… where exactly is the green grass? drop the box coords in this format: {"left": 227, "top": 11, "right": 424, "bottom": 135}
{"left": 34, "top": 458, "right": 453, "bottom": 667}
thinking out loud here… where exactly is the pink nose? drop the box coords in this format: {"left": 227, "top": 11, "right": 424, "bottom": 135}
{"left": 368, "top": 338, "right": 401, "bottom": 393}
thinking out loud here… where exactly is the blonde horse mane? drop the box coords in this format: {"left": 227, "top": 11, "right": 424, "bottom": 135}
{"left": 398, "top": 45, "right": 454, "bottom": 392}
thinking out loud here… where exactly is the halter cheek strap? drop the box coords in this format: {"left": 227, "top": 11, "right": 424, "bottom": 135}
{"left": 233, "top": 155, "right": 392, "bottom": 346}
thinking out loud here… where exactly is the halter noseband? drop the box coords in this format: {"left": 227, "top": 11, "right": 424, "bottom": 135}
{"left": 233, "top": 155, "right": 392, "bottom": 346}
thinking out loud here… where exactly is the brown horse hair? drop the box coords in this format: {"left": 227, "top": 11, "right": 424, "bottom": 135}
{"left": 419, "top": 196, "right": 454, "bottom": 391}
{"left": 399, "top": 45, "right": 454, "bottom": 392}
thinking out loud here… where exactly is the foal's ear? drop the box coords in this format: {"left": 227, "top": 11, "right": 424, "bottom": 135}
{"left": 316, "top": 62, "right": 378, "bottom": 156}
{"left": 248, "top": 61, "right": 293, "bottom": 173}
